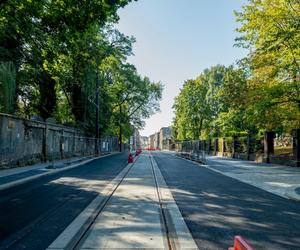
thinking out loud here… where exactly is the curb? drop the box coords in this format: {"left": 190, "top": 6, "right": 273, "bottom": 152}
{"left": 150, "top": 154, "right": 198, "bottom": 250}
{"left": 0, "top": 152, "right": 120, "bottom": 192}
{"left": 47, "top": 160, "right": 135, "bottom": 250}
{"left": 175, "top": 155, "right": 300, "bottom": 203}
{"left": 203, "top": 163, "right": 300, "bottom": 203}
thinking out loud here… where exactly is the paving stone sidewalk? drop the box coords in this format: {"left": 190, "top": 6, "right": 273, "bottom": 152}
{"left": 204, "top": 156, "right": 300, "bottom": 201}
{"left": 0, "top": 155, "right": 100, "bottom": 187}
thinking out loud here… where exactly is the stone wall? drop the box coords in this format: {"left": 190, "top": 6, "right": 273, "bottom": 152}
{"left": 0, "top": 113, "right": 118, "bottom": 168}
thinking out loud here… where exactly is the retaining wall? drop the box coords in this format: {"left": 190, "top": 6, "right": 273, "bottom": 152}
{"left": 0, "top": 113, "right": 118, "bottom": 168}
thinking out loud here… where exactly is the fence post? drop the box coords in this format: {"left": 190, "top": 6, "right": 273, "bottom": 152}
{"left": 232, "top": 136, "right": 237, "bottom": 158}
{"left": 207, "top": 139, "right": 211, "bottom": 155}
{"left": 263, "top": 131, "right": 275, "bottom": 163}
{"left": 60, "top": 128, "right": 64, "bottom": 159}
{"left": 222, "top": 138, "right": 225, "bottom": 157}
{"left": 293, "top": 129, "right": 300, "bottom": 167}
{"left": 73, "top": 131, "right": 76, "bottom": 156}
{"left": 42, "top": 123, "right": 48, "bottom": 162}
{"left": 247, "top": 136, "right": 251, "bottom": 160}
{"left": 214, "top": 138, "right": 218, "bottom": 156}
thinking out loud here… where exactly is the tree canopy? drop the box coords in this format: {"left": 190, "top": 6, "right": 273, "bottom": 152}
{"left": 173, "top": 0, "right": 300, "bottom": 140}
{"left": 0, "top": 0, "right": 163, "bottom": 141}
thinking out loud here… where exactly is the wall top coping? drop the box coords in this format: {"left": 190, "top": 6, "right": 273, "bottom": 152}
{"left": 0, "top": 113, "right": 119, "bottom": 140}
{"left": 0, "top": 112, "right": 82, "bottom": 133}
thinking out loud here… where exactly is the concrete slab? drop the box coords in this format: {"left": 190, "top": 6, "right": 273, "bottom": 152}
{"left": 150, "top": 155, "right": 198, "bottom": 250}
{"left": 78, "top": 154, "right": 166, "bottom": 249}
{"left": 48, "top": 153, "right": 198, "bottom": 250}
{"left": 47, "top": 161, "right": 133, "bottom": 250}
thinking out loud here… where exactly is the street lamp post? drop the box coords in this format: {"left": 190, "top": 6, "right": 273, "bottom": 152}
{"left": 95, "top": 70, "right": 100, "bottom": 155}
{"left": 89, "top": 70, "right": 113, "bottom": 155}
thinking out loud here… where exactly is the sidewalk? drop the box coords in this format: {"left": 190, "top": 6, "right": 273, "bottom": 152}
{"left": 204, "top": 156, "right": 300, "bottom": 201}
{"left": 0, "top": 154, "right": 112, "bottom": 190}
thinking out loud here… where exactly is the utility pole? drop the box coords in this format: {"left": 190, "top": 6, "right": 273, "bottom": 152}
{"left": 119, "top": 104, "right": 122, "bottom": 152}
{"left": 95, "top": 71, "right": 100, "bottom": 155}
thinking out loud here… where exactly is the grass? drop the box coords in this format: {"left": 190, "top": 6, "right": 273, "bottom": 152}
{"left": 274, "top": 146, "right": 293, "bottom": 156}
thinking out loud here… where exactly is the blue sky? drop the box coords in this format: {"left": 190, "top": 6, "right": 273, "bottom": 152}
{"left": 116, "top": 0, "right": 248, "bottom": 136}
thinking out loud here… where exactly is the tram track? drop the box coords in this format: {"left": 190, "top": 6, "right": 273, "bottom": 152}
{"left": 48, "top": 152, "right": 197, "bottom": 250}
{"left": 149, "top": 153, "right": 174, "bottom": 250}
{"left": 70, "top": 159, "right": 137, "bottom": 250}
{"left": 61, "top": 153, "right": 174, "bottom": 250}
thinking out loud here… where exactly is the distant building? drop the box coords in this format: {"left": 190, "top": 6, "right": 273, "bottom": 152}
{"left": 140, "top": 136, "right": 149, "bottom": 149}
{"left": 130, "top": 128, "right": 141, "bottom": 150}
{"left": 159, "top": 127, "right": 172, "bottom": 150}
{"left": 154, "top": 132, "right": 160, "bottom": 149}
{"left": 149, "top": 134, "right": 156, "bottom": 149}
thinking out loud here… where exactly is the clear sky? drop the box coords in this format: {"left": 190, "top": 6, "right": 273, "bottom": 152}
{"left": 116, "top": 0, "right": 248, "bottom": 137}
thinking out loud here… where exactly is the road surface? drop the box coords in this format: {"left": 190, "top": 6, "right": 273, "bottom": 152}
{"left": 153, "top": 152, "right": 300, "bottom": 250}
{"left": 0, "top": 153, "right": 128, "bottom": 250}
{"left": 1, "top": 151, "right": 300, "bottom": 250}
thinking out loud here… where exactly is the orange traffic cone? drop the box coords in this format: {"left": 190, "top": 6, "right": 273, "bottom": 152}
{"left": 228, "top": 236, "right": 254, "bottom": 250}
{"left": 128, "top": 153, "right": 134, "bottom": 163}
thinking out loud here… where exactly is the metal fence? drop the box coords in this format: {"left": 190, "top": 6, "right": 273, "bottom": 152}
{"left": 172, "top": 129, "right": 300, "bottom": 167}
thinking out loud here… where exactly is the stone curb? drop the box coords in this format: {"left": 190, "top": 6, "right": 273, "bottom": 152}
{"left": 175, "top": 155, "right": 300, "bottom": 203}
{"left": 0, "top": 152, "right": 120, "bottom": 192}
{"left": 150, "top": 154, "right": 198, "bottom": 250}
{"left": 47, "top": 159, "right": 135, "bottom": 250}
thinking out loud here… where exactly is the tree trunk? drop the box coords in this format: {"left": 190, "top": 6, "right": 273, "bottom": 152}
{"left": 38, "top": 70, "right": 56, "bottom": 120}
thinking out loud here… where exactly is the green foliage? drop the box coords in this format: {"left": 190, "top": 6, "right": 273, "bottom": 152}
{"left": 0, "top": 0, "right": 163, "bottom": 142}
{"left": 173, "top": 65, "right": 232, "bottom": 140}
{"left": 0, "top": 0, "right": 162, "bottom": 144}
{"left": 0, "top": 61, "right": 16, "bottom": 113}
{"left": 235, "top": 0, "right": 300, "bottom": 131}
{"left": 173, "top": 0, "right": 300, "bottom": 141}
{"left": 107, "top": 62, "right": 162, "bottom": 141}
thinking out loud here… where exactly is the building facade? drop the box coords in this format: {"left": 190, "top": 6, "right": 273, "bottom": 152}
{"left": 149, "top": 134, "right": 156, "bottom": 149}
{"left": 159, "top": 127, "right": 172, "bottom": 150}
{"left": 140, "top": 136, "right": 149, "bottom": 149}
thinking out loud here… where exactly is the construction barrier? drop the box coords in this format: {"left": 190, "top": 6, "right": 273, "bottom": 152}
{"left": 128, "top": 153, "right": 134, "bottom": 163}
{"left": 228, "top": 236, "right": 254, "bottom": 250}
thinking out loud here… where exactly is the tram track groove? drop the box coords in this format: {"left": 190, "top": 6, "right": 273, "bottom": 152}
{"left": 149, "top": 153, "right": 174, "bottom": 250}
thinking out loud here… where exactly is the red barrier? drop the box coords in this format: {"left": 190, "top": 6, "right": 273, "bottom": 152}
{"left": 145, "top": 148, "right": 156, "bottom": 151}
{"left": 228, "top": 236, "right": 254, "bottom": 250}
{"left": 128, "top": 153, "right": 134, "bottom": 163}
{"left": 135, "top": 149, "right": 142, "bottom": 156}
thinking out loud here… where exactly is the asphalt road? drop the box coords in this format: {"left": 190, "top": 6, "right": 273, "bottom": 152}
{"left": 153, "top": 152, "right": 300, "bottom": 250}
{"left": 0, "top": 153, "right": 128, "bottom": 250}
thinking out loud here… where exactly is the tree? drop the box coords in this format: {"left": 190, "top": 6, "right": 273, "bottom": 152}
{"left": 0, "top": 0, "right": 134, "bottom": 121}
{"left": 172, "top": 64, "right": 253, "bottom": 140}
{"left": 108, "top": 63, "right": 162, "bottom": 151}
{"left": 0, "top": 61, "right": 16, "bottom": 113}
{"left": 235, "top": 0, "right": 300, "bottom": 131}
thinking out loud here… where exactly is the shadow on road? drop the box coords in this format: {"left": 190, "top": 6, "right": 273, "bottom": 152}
{"left": 153, "top": 152, "right": 300, "bottom": 250}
